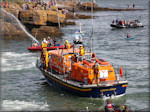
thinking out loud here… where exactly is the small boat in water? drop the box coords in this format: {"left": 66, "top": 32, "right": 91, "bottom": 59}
{"left": 28, "top": 44, "right": 74, "bottom": 52}
{"left": 36, "top": 43, "right": 128, "bottom": 98}
{"left": 110, "top": 20, "right": 144, "bottom": 28}
{"left": 110, "top": 24, "right": 126, "bottom": 28}
{"left": 125, "top": 37, "right": 134, "bottom": 40}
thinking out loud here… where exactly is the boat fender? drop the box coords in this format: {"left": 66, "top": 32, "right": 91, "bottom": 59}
{"left": 119, "top": 67, "right": 123, "bottom": 77}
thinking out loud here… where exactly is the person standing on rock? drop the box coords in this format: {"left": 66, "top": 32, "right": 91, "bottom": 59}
{"left": 49, "top": 1, "right": 51, "bottom": 8}
{"left": 22, "top": 4, "right": 26, "bottom": 10}
{"left": 2, "top": 2, "right": 5, "bottom": 8}
{"left": 8, "top": 2, "right": 10, "bottom": 8}
{"left": 44, "top": 3, "right": 47, "bottom": 10}
{"left": 26, "top": 4, "right": 30, "bottom": 10}
{"left": 54, "top": 0, "right": 56, "bottom": 5}
{"left": 72, "top": 7, "right": 76, "bottom": 16}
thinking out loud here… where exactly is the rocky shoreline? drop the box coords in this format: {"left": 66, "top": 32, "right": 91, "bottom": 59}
{"left": 1, "top": 0, "right": 146, "bottom": 40}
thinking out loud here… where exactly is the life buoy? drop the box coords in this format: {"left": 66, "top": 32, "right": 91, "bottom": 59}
{"left": 119, "top": 67, "right": 123, "bottom": 77}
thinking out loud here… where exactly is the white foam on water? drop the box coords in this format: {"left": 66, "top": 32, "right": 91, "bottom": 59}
{"left": 2, "top": 100, "right": 50, "bottom": 111}
{"left": 1, "top": 52, "right": 38, "bottom": 72}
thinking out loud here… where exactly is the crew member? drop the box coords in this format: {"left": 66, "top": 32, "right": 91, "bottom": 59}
{"left": 42, "top": 41, "right": 47, "bottom": 48}
{"left": 79, "top": 45, "right": 84, "bottom": 56}
{"left": 104, "top": 99, "right": 115, "bottom": 112}
{"left": 65, "top": 40, "right": 70, "bottom": 49}
{"left": 43, "top": 48, "right": 50, "bottom": 70}
{"left": 93, "top": 62, "right": 100, "bottom": 85}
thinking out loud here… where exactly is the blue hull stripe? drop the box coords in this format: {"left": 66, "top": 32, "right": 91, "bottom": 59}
{"left": 41, "top": 69, "right": 127, "bottom": 98}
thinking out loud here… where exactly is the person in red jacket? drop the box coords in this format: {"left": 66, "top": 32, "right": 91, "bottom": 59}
{"left": 105, "top": 99, "right": 115, "bottom": 112}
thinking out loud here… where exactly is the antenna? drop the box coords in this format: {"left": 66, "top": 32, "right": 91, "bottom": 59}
{"left": 91, "top": 0, "right": 94, "bottom": 53}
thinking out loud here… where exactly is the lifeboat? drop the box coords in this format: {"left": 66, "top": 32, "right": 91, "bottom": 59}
{"left": 36, "top": 44, "right": 128, "bottom": 98}
{"left": 28, "top": 44, "right": 74, "bottom": 52}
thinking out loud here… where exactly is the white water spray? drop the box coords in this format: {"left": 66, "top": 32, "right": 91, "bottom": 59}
{"left": 2, "top": 8, "right": 40, "bottom": 44}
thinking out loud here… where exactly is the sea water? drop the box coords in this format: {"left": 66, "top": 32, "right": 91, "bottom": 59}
{"left": 1, "top": 0, "right": 149, "bottom": 111}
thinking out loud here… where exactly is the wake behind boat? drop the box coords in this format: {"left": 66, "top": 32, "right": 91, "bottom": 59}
{"left": 36, "top": 43, "right": 128, "bottom": 98}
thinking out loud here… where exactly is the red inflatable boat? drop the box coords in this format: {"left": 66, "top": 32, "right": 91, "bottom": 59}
{"left": 28, "top": 45, "right": 74, "bottom": 52}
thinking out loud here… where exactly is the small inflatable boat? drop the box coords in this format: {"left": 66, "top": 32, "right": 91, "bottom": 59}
{"left": 125, "top": 37, "right": 134, "bottom": 40}
{"left": 28, "top": 44, "right": 74, "bottom": 52}
{"left": 110, "top": 24, "right": 126, "bottom": 28}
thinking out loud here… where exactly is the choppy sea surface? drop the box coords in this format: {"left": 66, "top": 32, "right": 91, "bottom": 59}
{"left": 1, "top": 0, "right": 149, "bottom": 111}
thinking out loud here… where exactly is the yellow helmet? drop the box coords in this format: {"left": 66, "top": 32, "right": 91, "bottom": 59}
{"left": 65, "top": 40, "right": 68, "bottom": 43}
{"left": 122, "top": 105, "right": 125, "bottom": 109}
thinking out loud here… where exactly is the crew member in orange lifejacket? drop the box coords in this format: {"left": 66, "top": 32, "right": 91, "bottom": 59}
{"left": 93, "top": 62, "right": 100, "bottom": 85}
{"left": 104, "top": 99, "right": 115, "bottom": 112}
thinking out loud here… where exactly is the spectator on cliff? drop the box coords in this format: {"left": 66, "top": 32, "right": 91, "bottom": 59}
{"left": 51, "top": 1, "right": 53, "bottom": 6}
{"left": 77, "top": 1, "right": 80, "bottom": 6}
{"left": 64, "top": 8, "right": 68, "bottom": 15}
{"left": 127, "top": 4, "right": 129, "bottom": 8}
{"left": 92, "top": 0, "right": 96, "bottom": 3}
{"left": 26, "top": 4, "right": 30, "bottom": 10}
{"left": 5, "top": 2, "right": 8, "bottom": 8}
{"left": 54, "top": 0, "right": 56, "bottom": 5}
{"left": 44, "top": 3, "right": 47, "bottom": 10}
{"left": 23, "top": 4, "right": 26, "bottom": 10}
{"left": 8, "top": 2, "right": 10, "bottom": 8}
{"left": 2, "top": 2, "right": 5, "bottom": 8}
{"left": 72, "top": 7, "right": 76, "bottom": 16}
{"left": 49, "top": 1, "right": 51, "bottom": 8}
